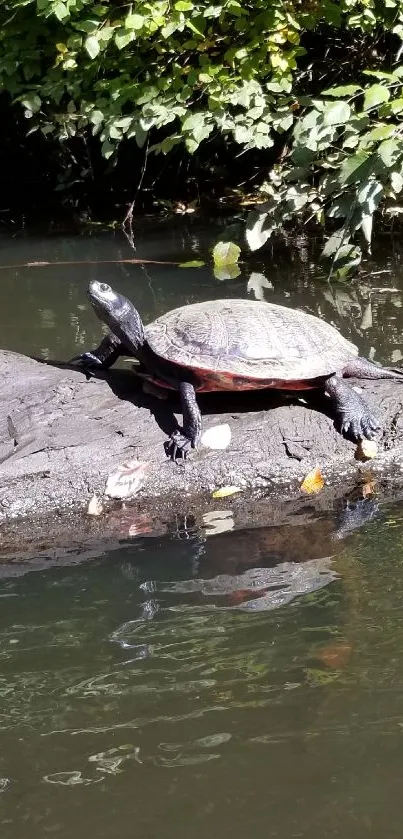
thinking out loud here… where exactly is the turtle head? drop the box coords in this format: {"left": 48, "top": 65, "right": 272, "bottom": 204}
{"left": 88, "top": 281, "right": 145, "bottom": 357}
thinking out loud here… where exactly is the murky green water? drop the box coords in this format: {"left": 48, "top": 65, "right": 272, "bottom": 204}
{"left": 1, "top": 222, "right": 403, "bottom": 366}
{"left": 2, "top": 222, "right": 403, "bottom": 836}
{"left": 0, "top": 505, "right": 403, "bottom": 838}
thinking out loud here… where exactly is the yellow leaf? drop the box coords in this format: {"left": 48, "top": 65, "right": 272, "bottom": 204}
{"left": 212, "top": 486, "right": 242, "bottom": 499}
{"left": 300, "top": 466, "right": 325, "bottom": 495}
{"left": 355, "top": 439, "right": 378, "bottom": 461}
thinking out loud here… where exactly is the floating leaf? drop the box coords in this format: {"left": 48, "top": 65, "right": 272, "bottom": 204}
{"left": 105, "top": 459, "right": 149, "bottom": 499}
{"left": 300, "top": 466, "right": 325, "bottom": 495}
{"left": 212, "top": 486, "right": 243, "bottom": 499}
{"left": 212, "top": 241, "right": 241, "bottom": 268}
{"left": 201, "top": 423, "right": 232, "bottom": 450}
{"left": 87, "top": 493, "right": 103, "bottom": 516}
{"left": 213, "top": 264, "right": 241, "bottom": 281}
{"left": 355, "top": 439, "right": 378, "bottom": 461}
{"left": 178, "top": 260, "right": 205, "bottom": 268}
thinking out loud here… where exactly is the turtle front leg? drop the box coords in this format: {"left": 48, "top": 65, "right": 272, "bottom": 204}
{"left": 325, "top": 375, "right": 380, "bottom": 441}
{"left": 71, "top": 333, "right": 130, "bottom": 371}
{"left": 165, "top": 381, "right": 202, "bottom": 461}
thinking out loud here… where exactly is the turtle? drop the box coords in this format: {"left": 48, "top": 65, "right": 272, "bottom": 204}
{"left": 74, "top": 279, "right": 403, "bottom": 460}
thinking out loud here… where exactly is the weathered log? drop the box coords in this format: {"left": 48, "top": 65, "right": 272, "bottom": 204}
{"left": 1, "top": 349, "right": 403, "bottom": 530}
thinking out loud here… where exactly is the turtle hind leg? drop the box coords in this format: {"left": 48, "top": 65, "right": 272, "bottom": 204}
{"left": 165, "top": 381, "right": 202, "bottom": 461}
{"left": 325, "top": 375, "right": 380, "bottom": 441}
{"left": 343, "top": 356, "right": 403, "bottom": 380}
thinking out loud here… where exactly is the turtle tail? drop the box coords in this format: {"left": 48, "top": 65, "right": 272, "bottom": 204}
{"left": 342, "top": 356, "right": 403, "bottom": 380}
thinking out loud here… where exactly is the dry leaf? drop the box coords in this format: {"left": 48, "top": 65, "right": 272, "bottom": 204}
{"left": 87, "top": 494, "right": 103, "bottom": 516}
{"left": 105, "top": 459, "right": 149, "bottom": 499}
{"left": 355, "top": 439, "right": 378, "bottom": 461}
{"left": 212, "top": 486, "right": 242, "bottom": 499}
{"left": 201, "top": 423, "right": 232, "bottom": 450}
{"left": 300, "top": 466, "right": 325, "bottom": 495}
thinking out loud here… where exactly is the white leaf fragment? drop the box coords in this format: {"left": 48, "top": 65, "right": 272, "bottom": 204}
{"left": 105, "top": 459, "right": 149, "bottom": 499}
{"left": 201, "top": 423, "right": 232, "bottom": 450}
{"left": 87, "top": 494, "right": 103, "bottom": 516}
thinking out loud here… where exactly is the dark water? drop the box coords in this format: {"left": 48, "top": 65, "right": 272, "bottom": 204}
{"left": 0, "top": 505, "right": 403, "bottom": 838}
{"left": 2, "top": 223, "right": 403, "bottom": 837}
{"left": 1, "top": 222, "right": 403, "bottom": 366}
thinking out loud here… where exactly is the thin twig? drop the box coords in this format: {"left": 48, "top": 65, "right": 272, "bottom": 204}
{"left": 0, "top": 257, "right": 179, "bottom": 270}
{"left": 122, "top": 135, "right": 150, "bottom": 250}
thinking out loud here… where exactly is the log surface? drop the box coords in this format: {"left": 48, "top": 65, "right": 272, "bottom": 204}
{"left": 1, "top": 350, "right": 403, "bottom": 523}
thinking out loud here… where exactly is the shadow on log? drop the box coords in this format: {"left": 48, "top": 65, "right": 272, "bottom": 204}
{"left": 1, "top": 349, "right": 403, "bottom": 527}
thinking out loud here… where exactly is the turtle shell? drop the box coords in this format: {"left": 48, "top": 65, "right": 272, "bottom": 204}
{"left": 145, "top": 299, "right": 358, "bottom": 390}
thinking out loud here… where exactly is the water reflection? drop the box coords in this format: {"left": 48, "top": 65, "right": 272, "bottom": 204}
{"left": 1, "top": 502, "right": 403, "bottom": 835}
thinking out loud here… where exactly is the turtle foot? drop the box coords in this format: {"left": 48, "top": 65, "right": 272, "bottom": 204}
{"left": 164, "top": 431, "right": 194, "bottom": 462}
{"left": 325, "top": 375, "right": 380, "bottom": 442}
{"left": 70, "top": 351, "right": 105, "bottom": 371}
{"left": 337, "top": 410, "right": 380, "bottom": 442}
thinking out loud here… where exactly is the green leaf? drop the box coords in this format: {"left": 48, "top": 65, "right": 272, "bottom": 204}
{"left": 323, "top": 100, "right": 351, "bottom": 126}
{"left": 85, "top": 35, "right": 100, "bottom": 59}
{"left": 322, "top": 228, "right": 347, "bottom": 257}
{"left": 53, "top": 1, "right": 68, "bottom": 21}
{"left": 356, "top": 180, "right": 383, "bottom": 213}
{"left": 360, "top": 214, "right": 372, "bottom": 247}
{"left": 378, "top": 138, "right": 402, "bottom": 168}
{"left": 391, "top": 171, "right": 403, "bottom": 194}
{"left": 322, "top": 85, "right": 362, "bottom": 97}
{"left": 20, "top": 93, "right": 41, "bottom": 113}
{"left": 245, "top": 210, "right": 276, "bottom": 251}
{"left": 363, "top": 84, "right": 390, "bottom": 111}
{"left": 340, "top": 151, "right": 372, "bottom": 184}
{"left": 212, "top": 241, "right": 241, "bottom": 267}
{"left": 178, "top": 260, "right": 205, "bottom": 268}
{"left": 125, "top": 14, "right": 145, "bottom": 29}
{"left": 114, "top": 30, "right": 135, "bottom": 49}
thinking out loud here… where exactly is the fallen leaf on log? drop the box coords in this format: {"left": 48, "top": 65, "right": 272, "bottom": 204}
{"left": 300, "top": 466, "right": 325, "bottom": 495}
{"left": 105, "top": 459, "right": 149, "bottom": 499}
{"left": 355, "top": 439, "right": 378, "bottom": 461}
{"left": 87, "top": 494, "right": 103, "bottom": 516}
{"left": 212, "top": 486, "right": 242, "bottom": 499}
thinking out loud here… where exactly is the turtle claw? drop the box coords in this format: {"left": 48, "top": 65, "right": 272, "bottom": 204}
{"left": 339, "top": 411, "right": 380, "bottom": 442}
{"left": 70, "top": 351, "right": 104, "bottom": 371}
{"left": 165, "top": 431, "right": 193, "bottom": 462}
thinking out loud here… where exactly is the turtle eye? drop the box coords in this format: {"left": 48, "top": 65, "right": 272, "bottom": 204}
{"left": 100, "top": 282, "right": 110, "bottom": 293}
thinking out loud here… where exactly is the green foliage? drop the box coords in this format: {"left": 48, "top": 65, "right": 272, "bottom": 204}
{"left": 246, "top": 57, "right": 403, "bottom": 275}
{"left": 2, "top": 0, "right": 403, "bottom": 265}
